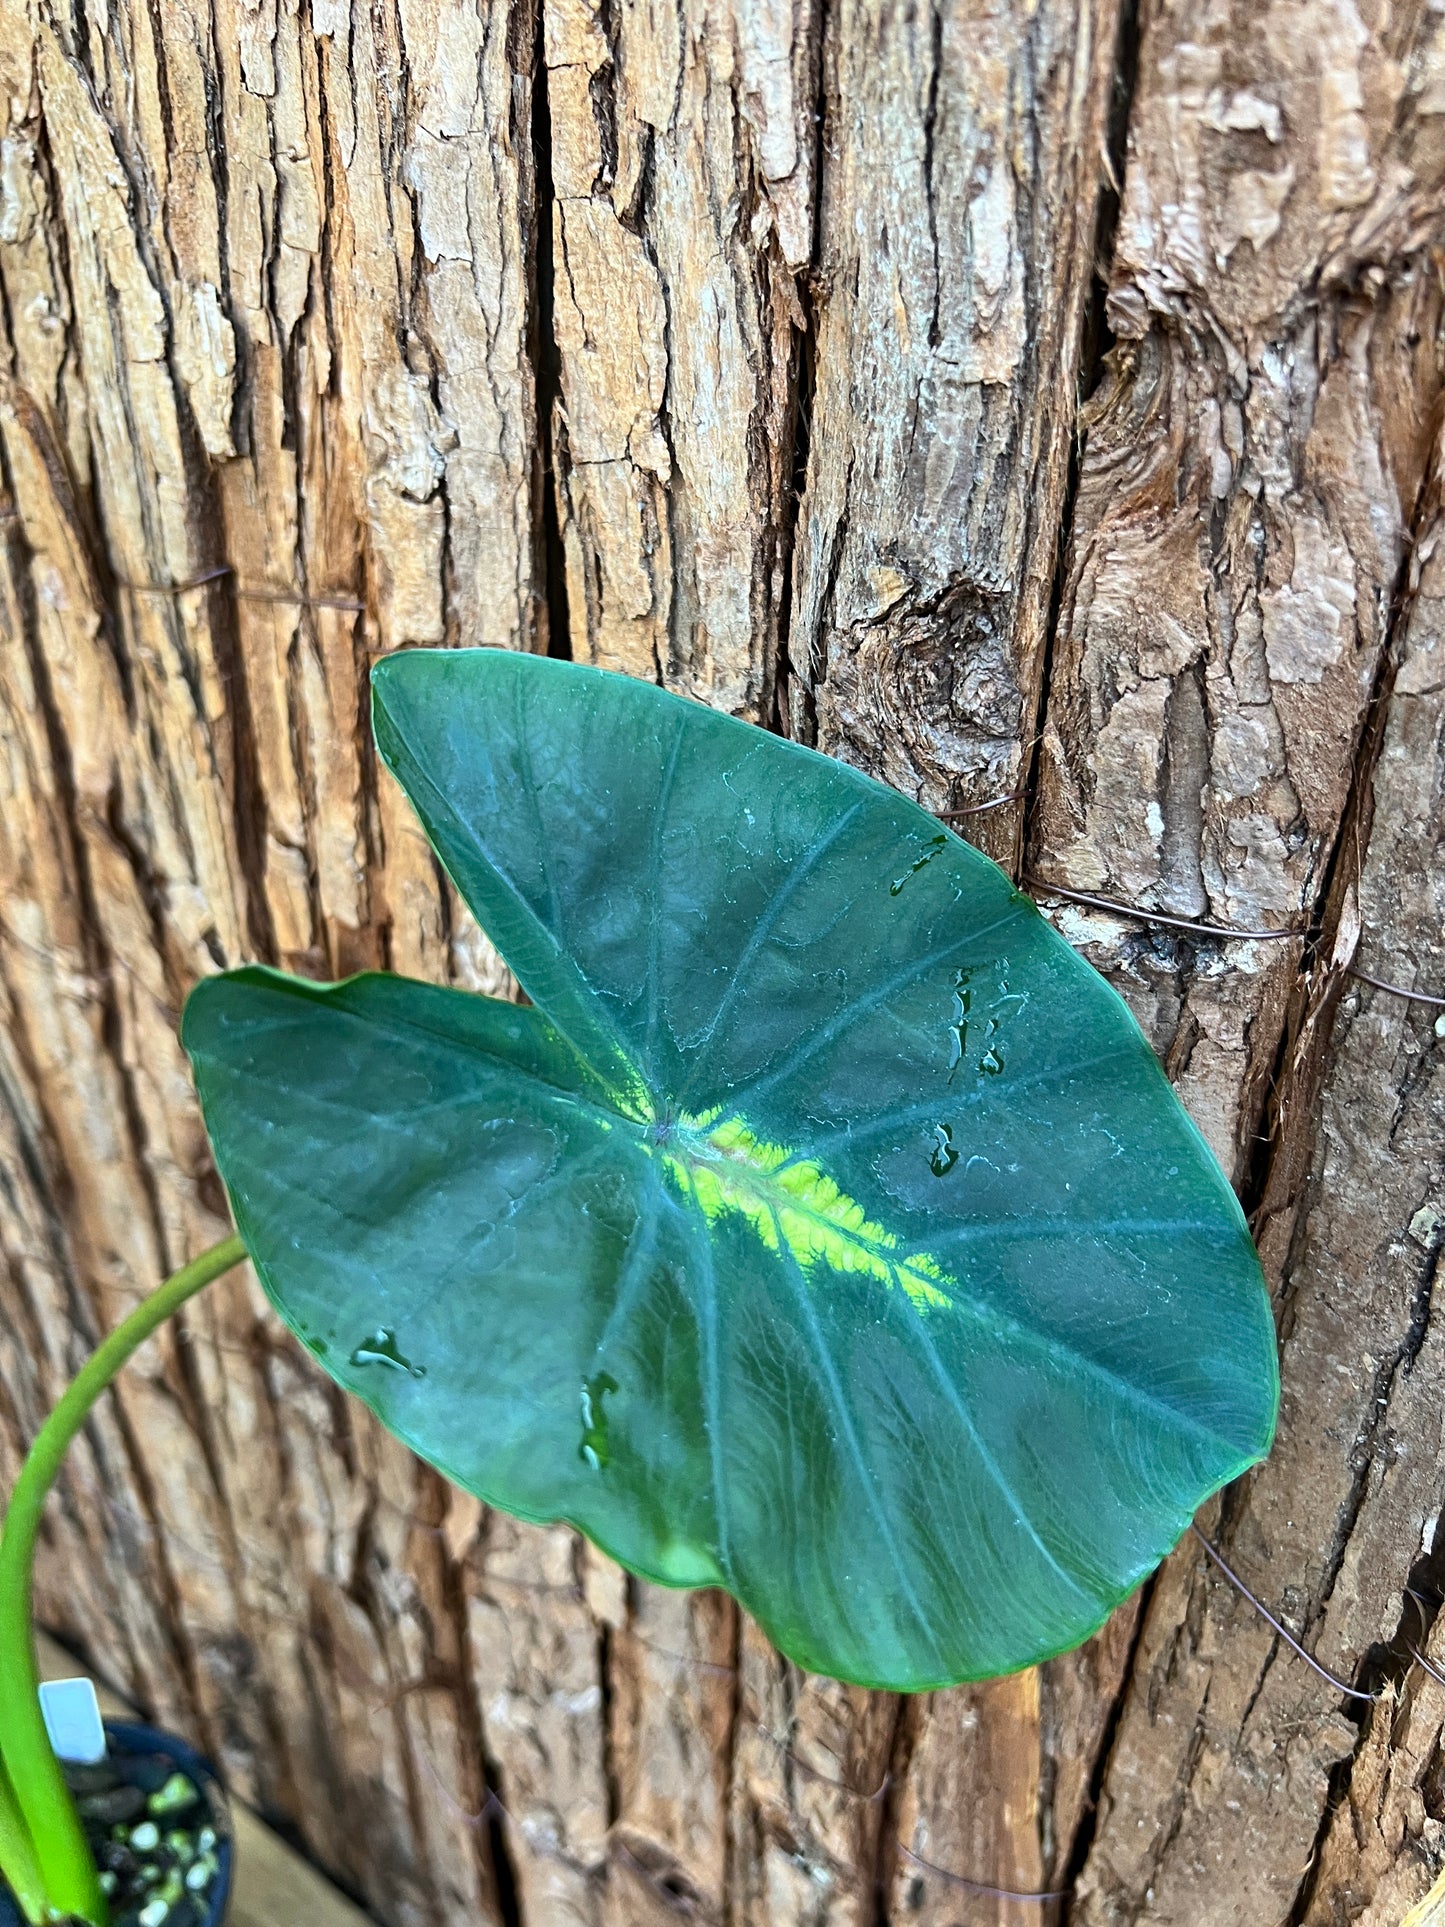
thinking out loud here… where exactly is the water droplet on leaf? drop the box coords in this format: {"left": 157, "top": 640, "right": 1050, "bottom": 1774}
{"left": 977, "top": 1014, "right": 1004, "bottom": 1075}
{"left": 929, "top": 1123, "right": 958, "bottom": 1176}
{"left": 580, "top": 1370, "right": 619, "bottom": 1469}
{"left": 947, "top": 968, "right": 972, "bottom": 1079}
{"left": 890, "top": 834, "right": 947, "bottom": 895}
{"left": 350, "top": 1327, "right": 426, "bottom": 1378}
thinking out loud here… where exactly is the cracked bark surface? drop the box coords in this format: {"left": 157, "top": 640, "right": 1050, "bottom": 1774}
{"left": 1038, "top": 4, "right": 1445, "bottom": 1922}
{"left": 2, "top": 0, "right": 1445, "bottom": 1923}
{"left": 789, "top": 0, "right": 1123, "bottom": 870}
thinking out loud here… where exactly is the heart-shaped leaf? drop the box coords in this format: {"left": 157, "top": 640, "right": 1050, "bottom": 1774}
{"left": 183, "top": 649, "right": 1277, "bottom": 1689}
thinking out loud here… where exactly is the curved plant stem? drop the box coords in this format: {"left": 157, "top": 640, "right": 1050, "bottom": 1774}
{"left": 0, "top": 1234, "right": 247, "bottom": 1924}
{"left": 0, "top": 1763, "right": 47, "bottom": 1925}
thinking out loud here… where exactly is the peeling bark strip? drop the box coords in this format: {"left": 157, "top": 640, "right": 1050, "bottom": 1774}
{"left": 1293, "top": 466, "right": 1445, "bottom": 1925}
{"left": 3, "top": 0, "right": 1445, "bottom": 1922}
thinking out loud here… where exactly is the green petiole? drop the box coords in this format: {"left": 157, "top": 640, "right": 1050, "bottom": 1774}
{"left": 0, "top": 1761, "right": 47, "bottom": 1925}
{"left": 0, "top": 1234, "right": 246, "bottom": 1924}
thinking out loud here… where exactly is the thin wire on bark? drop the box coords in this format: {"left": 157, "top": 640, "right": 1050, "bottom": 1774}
{"left": 1349, "top": 969, "right": 1445, "bottom": 1009}
{"left": 120, "top": 564, "right": 365, "bottom": 612}
{"left": 898, "top": 1845, "right": 1068, "bottom": 1903}
{"left": 1021, "top": 876, "right": 1443, "bottom": 1004}
{"left": 1024, "top": 877, "right": 1304, "bottom": 941}
{"left": 939, "top": 791, "right": 1026, "bottom": 818}
{"left": 1190, "top": 1526, "right": 1379, "bottom": 1704}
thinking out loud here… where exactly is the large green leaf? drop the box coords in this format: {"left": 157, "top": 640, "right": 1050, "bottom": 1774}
{"left": 183, "top": 648, "right": 1277, "bottom": 1689}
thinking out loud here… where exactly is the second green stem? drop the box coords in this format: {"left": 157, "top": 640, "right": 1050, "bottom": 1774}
{"left": 0, "top": 1234, "right": 247, "bottom": 1924}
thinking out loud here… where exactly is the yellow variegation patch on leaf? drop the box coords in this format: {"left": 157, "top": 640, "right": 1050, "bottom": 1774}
{"left": 664, "top": 1113, "right": 952, "bottom": 1312}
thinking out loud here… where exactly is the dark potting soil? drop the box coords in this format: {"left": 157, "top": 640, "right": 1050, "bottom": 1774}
{"left": 63, "top": 1743, "right": 225, "bottom": 1927}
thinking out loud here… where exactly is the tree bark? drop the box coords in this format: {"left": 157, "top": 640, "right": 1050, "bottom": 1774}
{"left": 1, "top": 0, "right": 1443, "bottom": 1923}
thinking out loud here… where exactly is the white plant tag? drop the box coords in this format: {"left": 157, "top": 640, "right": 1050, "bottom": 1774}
{"left": 39, "top": 1678, "right": 106, "bottom": 1765}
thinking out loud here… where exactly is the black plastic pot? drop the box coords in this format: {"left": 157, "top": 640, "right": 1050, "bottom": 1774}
{"left": 0, "top": 1720, "right": 232, "bottom": 1927}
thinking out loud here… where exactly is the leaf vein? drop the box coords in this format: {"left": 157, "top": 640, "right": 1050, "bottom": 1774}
{"left": 714, "top": 903, "right": 1030, "bottom": 1116}
{"left": 679, "top": 800, "right": 866, "bottom": 1089}
{"left": 763, "top": 1201, "right": 947, "bottom": 1668}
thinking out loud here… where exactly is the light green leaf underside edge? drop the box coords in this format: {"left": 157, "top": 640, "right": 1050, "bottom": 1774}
{"left": 185, "top": 649, "right": 1279, "bottom": 1690}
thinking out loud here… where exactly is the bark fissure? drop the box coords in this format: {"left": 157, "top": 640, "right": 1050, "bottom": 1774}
{"left": 769, "top": 0, "right": 829, "bottom": 749}
{"left": 1245, "top": 410, "right": 1443, "bottom": 1245}
{"left": 429, "top": 1487, "right": 523, "bottom": 1927}
{"left": 1282, "top": 1231, "right": 1445, "bottom": 1927}
{"left": 866, "top": 1693, "right": 912, "bottom": 1927}
{"left": 0, "top": 971, "right": 213, "bottom": 1771}
{"left": 530, "top": 0, "right": 571, "bottom": 663}
{"left": 1056, "top": 1573, "right": 1153, "bottom": 1922}
{"left": 1019, "top": 0, "right": 1143, "bottom": 877}
{"left": 3, "top": 483, "right": 175, "bottom": 1307}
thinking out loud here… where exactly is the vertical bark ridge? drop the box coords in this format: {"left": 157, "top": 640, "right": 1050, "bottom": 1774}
{"left": 0, "top": 457, "right": 232, "bottom": 1757}
{"left": 791, "top": 0, "right": 1125, "bottom": 869}
{"left": 1, "top": 0, "right": 539, "bottom": 1914}
{"left": 1028, "top": 0, "right": 1445, "bottom": 1183}
{"left": 1070, "top": 413, "right": 1445, "bottom": 1926}
{"left": 1018, "top": 0, "right": 1143, "bottom": 882}
{"left": 542, "top": 0, "right": 817, "bottom": 717}
{"left": 529, "top": 0, "right": 572, "bottom": 665}
{"left": 1274, "top": 432, "right": 1445, "bottom": 1927}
